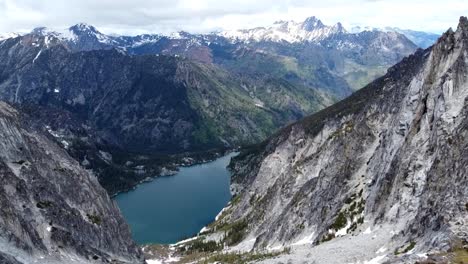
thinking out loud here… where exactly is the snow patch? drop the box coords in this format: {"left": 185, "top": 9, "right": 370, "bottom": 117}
{"left": 146, "top": 255, "right": 180, "bottom": 264}
{"left": 363, "top": 227, "right": 372, "bottom": 234}
{"left": 291, "top": 233, "right": 315, "bottom": 246}
{"left": 61, "top": 140, "right": 69, "bottom": 149}
{"left": 146, "top": 260, "right": 162, "bottom": 264}
{"left": 335, "top": 221, "right": 351, "bottom": 237}
{"left": 375, "top": 247, "right": 386, "bottom": 254}
{"left": 215, "top": 205, "right": 231, "bottom": 221}
{"left": 98, "top": 151, "right": 112, "bottom": 163}
{"left": 33, "top": 50, "right": 43, "bottom": 63}
{"left": 172, "top": 236, "right": 198, "bottom": 246}
{"left": 363, "top": 255, "right": 386, "bottom": 264}
{"left": 266, "top": 245, "right": 283, "bottom": 251}
{"left": 199, "top": 226, "right": 210, "bottom": 234}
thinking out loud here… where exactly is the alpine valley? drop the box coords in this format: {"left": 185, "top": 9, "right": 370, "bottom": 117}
{"left": 0, "top": 16, "right": 419, "bottom": 194}
{"left": 0, "top": 11, "right": 466, "bottom": 264}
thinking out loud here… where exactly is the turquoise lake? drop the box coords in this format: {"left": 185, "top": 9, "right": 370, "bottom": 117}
{"left": 114, "top": 153, "right": 236, "bottom": 245}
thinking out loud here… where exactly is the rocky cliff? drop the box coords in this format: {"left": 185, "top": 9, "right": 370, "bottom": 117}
{"left": 0, "top": 101, "right": 143, "bottom": 263}
{"left": 196, "top": 17, "right": 468, "bottom": 263}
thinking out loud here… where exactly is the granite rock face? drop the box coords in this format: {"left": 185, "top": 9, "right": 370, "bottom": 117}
{"left": 0, "top": 102, "right": 143, "bottom": 264}
{"left": 221, "top": 17, "right": 468, "bottom": 263}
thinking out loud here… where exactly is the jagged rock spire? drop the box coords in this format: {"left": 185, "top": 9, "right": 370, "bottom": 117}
{"left": 302, "top": 16, "right": 325, "bottom": 31}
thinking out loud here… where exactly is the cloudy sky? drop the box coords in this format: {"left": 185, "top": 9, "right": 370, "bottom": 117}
{"left": 0, "top": 0, "right": 466, "bottom": 35}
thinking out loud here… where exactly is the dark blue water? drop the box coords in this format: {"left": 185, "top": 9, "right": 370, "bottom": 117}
{"left": 114, "top": 153, "right": 236, "bottom": 245}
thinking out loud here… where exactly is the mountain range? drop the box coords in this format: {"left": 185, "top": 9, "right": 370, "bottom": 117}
{"left": 0, "top": 13, "right": 465, "bottom": 264}
{"left": 0, "top": 16, "right": 421, "bottom": 194}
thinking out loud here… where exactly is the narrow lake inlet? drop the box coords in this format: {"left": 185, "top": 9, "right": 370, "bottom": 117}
{"left": 114, "top": 152, "right": 237, "bottom": 245}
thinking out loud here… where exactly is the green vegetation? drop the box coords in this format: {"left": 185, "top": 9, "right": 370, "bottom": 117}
{"left": 329, "top": 121, "right": 354, "bottom": 139}
{"left": 183, "top": 239, "right": 223, "bottom": 253}
{"left": 342, "top": 61, "right": 388, "bottom": 91}
{"left": 320, "top": 233, "right": 335, "bottom": 243}
{"left": 345, "top": 196, "right": 355, "bottom": 204}
{"left": 394, "top": 241, "right": 416, "bottom": 255}
{"left": 68, "top": 136, "right": 228, "bottom": 195}
{"left": 330, "top": 212, "right": 347, "bottom": 230}
{"left": 186, "top": 59, "right": 330, "bottom": 151}
{"left": 12, "top": 160, "right": 26, "bottom": 165}
{"left": 231, "top": 194, "right": 243, "bottom": 206}
{"left": 322, "top": 189, "right": 367, "bottom": 242}
{"left": 176, "top": 219, "right": 250, "bottom": 257}
{"left": 36, "top": 201, "right": 53, "bottom": 209}
{"left": 224, "top": 220, "right": 248, "bottom": 246}
{"left": 53, "top": 166, "right": 67, "bottom": 172}
{"left": 87, "top": 213, "right": 102, "bottom": 225}
{"left": 451, "top": 248, "right": 468, "bottom": 263}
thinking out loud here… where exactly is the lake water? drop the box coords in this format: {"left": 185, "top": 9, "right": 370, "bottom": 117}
{"left": 114, "top": 153, "right": 237, "bottom": 245}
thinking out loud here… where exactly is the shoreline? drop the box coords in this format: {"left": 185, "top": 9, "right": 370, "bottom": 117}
{"left": 110, "top": 148, "right": 238, "bottom": 198}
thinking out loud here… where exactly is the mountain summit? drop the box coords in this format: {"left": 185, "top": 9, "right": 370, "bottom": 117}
{"left": 69, "top": 23, "right": 100, "bottom": 34}
{"left": 301, "top": 16, "right": 326, "bottom": 31}
{"left": 221, "top": 16, "right": 347, "bottom": 43}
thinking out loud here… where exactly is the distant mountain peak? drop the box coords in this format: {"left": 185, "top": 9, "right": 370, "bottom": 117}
{"left": 221, "top": 16, "right": 349, "bottom": 43}
{"left": 301, "top": 16, "right": 325, "bottom": 31}
{"left": 69, "top": 23, "right": 100, "bottom": 35}
{"left": 0, "top": 32, "right": 20, "bottom": 41}
{"left": 31, "top": 26, "right": 48, "bottom": 35}
{"left": 458, "top": 16, "right": 468, "bottom": 33}
{"left": 436, "top": 16, "right": 468, "bottom": 50}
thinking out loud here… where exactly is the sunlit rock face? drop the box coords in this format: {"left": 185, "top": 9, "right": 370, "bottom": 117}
{"left": 223, "top": 17, "right": 468, "bottom": 263}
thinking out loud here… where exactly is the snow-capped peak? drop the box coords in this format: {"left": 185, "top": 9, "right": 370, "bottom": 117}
{"left": 221, "top": 16, "right": 346, "bottom": 44}
{"left": 29, "top": 26, "right": 75, "bottom": 41}
{"left": 301, "top": 16, "right": 325, "bottom": 31}
{"left": 0, "top": 32, "right": 20, "bottom": 41}
{"left": 69, "top": 23, "right": 99, "bottom": 35}
{"left": 68, "top": 23, "right": 114, "bottom": 44}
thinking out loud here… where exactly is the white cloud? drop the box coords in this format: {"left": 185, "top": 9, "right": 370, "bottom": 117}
{"left": 0, "top": 0, "right": 466, "bottom": 35}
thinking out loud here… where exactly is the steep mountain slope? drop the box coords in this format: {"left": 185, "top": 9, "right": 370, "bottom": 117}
{"left": 191, "top": 17, "right": 468, "bottom": 263}
{"left": 0, "top": 101, "right": 143, "bottom": 263}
